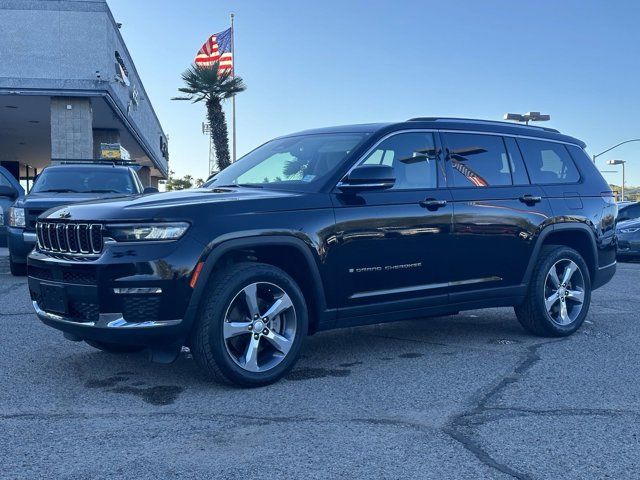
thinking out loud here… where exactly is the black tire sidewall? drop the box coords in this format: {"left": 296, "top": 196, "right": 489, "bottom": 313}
{"left": 534, "top": 247, "right": 592, "bottom": 336}
{"left": 202, "top": 264, "right": 308, "bottom": 386}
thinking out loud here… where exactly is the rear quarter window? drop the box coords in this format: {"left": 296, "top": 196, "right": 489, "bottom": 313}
{"left": 518, "top": 138, "right": 580, "bottom": 184}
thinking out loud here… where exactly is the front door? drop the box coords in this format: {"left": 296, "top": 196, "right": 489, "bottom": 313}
{"left": 330, "top": 131, "right": 453, "bottom": 317}
{"left": 441, "top": 132, "right": 553, "bottom": 299}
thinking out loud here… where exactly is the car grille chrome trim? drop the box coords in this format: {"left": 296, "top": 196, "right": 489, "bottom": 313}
{"left": 36, "top": 221, "right": 103, "bottom": 255}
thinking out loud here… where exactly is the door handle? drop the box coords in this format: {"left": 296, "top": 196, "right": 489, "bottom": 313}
{"left": 419, "top": 198, "right": 447, "bottom": 210}
{"left": 519, "top": 195, "right": 542, "bottom": 206}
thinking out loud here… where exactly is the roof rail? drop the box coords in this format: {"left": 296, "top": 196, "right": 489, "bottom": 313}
{"left": 50, "top": 159, "right": 139, "bottom": 167}
{"left": 406, "top": 117, "right": 560, "bottom": 133}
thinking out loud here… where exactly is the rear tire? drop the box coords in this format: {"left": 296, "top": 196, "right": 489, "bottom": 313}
{"left": 191, "top": 262, "right": 308, "bottom": 387}
{"left": 515, "top": 245, "right": 591, "bottom": 337}
{"left": 85, "top": 340, "right": 146, "bottom": 354}
{"left": 9, "top": 256, "right": 27, "bottom": 276}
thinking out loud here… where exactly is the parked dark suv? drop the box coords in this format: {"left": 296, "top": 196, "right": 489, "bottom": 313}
{"left": 7, "top": 161, "right": 153, "bottom": 275}
{"left": 27, "top": 118, "right": 617, "bottom": 386}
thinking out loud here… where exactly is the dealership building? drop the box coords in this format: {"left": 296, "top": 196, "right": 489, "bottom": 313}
{"left": 0, "top": 0, "right": 169, "bottom": 189}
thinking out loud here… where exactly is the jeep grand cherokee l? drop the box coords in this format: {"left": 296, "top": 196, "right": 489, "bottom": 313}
{"left": 27, "top": 118, "right": 617, "bottom": 387}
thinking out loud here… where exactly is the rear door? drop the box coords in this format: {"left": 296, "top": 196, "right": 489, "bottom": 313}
{"left": 441, "top": 132, "right": 553, "bottom": 299}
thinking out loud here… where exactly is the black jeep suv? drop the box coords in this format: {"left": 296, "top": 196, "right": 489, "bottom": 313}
{"left": 27, "top": 118, "right": 617, "bottom": 387}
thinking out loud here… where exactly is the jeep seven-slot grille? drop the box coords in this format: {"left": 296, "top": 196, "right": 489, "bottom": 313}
{"left": 36, "top": 222, "right": 103, "bottom": 255}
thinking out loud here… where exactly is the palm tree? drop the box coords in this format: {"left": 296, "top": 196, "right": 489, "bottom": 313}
{"left": 172, "top": 63, "right": 246, "bottom": 170}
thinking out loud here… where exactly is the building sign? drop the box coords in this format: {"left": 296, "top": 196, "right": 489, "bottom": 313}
{"left": 100, "top": 143, "right": 131, "bottom": 160}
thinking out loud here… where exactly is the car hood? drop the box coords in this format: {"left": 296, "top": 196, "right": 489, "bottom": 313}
{"left": 38, "top": 187, "right": 314, "bottom": 222}
{"left": 14, "top": 192, "right": 130, "bottom": 210}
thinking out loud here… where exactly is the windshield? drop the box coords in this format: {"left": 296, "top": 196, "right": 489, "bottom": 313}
{"left": 205, "top": 133, "right": 367, "bottom": 192}
{"left": 32, "top": 167, "right": 136, "bottom": 194}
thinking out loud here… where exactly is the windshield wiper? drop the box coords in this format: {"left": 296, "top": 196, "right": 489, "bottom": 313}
{"left": 84, "top": 189, "right": 121, "bottom": 193}
{"left": 215, "top": 183, "right": 264, "bottom": 189}
{"left": 39, "top": 188, "right": 79, "bottom": 193}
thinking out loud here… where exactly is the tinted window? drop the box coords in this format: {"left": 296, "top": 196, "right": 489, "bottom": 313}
{"left": 31, "top": 168, "right": 136, "bottom": 194}
{"left": 619, "top": 204, "right": 640, "bottom": 222}
{"left": 360, "top": 132, "right": 438, "bottom": 190}
{"left": 518, "top": 139, "right": 580, "bottom": 184}
{"left": 504, "top": 136, "right": 530, "bottom": 185}
{"left": 443, "top": 133, "right": 512, "bottom": 187}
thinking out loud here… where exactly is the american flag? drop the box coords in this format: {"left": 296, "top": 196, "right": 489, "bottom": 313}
{"left": 195, "top": 28, "right": 233, "bottom": 74}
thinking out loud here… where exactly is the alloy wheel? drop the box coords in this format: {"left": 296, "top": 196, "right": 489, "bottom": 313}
{"left": 223, "top": 282, "right": 297, "bottom": 373}
{"left": 544, "top": 259, "right": 586, "bottom": 326}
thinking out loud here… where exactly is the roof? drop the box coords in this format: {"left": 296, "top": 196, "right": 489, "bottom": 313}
{"left": 282, "top": 118, "right": 586, "bottom": 148}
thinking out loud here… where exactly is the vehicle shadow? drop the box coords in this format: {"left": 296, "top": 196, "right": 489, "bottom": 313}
{"left": 69, "top": 308, "right": 532, "bottom": 400}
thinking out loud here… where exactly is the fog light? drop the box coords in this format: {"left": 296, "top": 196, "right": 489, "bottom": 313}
{"left": 113, "top": 287, "right": 162, "bottom": 295}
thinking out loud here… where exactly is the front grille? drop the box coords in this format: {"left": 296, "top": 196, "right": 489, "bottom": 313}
{"left": 62, "top": 269, "right": 96, "bottom": 284}
{"left": 36, "top": 222, "right": 103, "bottom": 255}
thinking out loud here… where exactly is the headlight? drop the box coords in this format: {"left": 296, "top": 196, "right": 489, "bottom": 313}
{"left": 619, "top": 227, "right": 640, "bottom": 234}
{"left": 8, "top": 207, "right": 25, "bottom": 228}
{"left": 105, "top": 222, "right": 189, "bottom": 242}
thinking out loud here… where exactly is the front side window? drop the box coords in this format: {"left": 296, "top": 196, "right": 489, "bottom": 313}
{"left": 359, "top": 132, "right": 438, "bottom": 190}
{"left": 443, "top": 133, "right": 512, "bottom": 187}
{"left": 518, "top": 138, "right": 580, "bottom": 184}
{"left": 206, "top": 133, "right": 366, "bottom": 192}
{"left": 31, "top": 168, "right": 136, "bottom": 194}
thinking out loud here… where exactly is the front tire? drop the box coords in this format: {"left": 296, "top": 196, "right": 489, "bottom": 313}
{"left": 515, "top": 245, "right": 591, "bottom": 337}
{"left": 191, "top": 262, "right": 308, "bottom": 387}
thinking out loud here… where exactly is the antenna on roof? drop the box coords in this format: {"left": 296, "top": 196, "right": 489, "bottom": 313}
{"left": 504, "top": 112, "right": 550, "bottom": 125}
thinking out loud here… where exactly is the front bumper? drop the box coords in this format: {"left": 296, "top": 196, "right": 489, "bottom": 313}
{"left": 33, "top": 301, "right": 184, "bottom": 346}
{"left": 616, "top": 237, "right": 640, "bottom": 257}
{"left": 27, "top": 235, "right": 204, "bottom": 346}
{"left": 7, "top": 227, "right": 36, "bottom": 262}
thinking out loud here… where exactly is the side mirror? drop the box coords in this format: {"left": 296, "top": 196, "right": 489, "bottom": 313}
{"left": 0, "top": 185, "right": 18, "bottom": 200}
{"left": 337, "top": 164, "right": 395, "bottom": 193}
{"left": 143, "top": 186, "right": 159, "bottom": 194}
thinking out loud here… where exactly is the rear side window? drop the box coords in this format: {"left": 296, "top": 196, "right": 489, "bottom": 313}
{"left": 518, "top": 138, "right": 580, "bottom": 184}
{"left": 442, "top": 133, "right": 512, "bottom": 187}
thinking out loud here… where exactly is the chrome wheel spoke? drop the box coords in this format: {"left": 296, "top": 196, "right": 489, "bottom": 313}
{"left": 263, "top": 293, "right": 293, "bottom": 320}
{"left": 545, "top": 291, "right": 560, "bottom": 312}
{"left": 223, "top": 321, "right": 252, "bottom": 339}
{"left": 559, "top": 299, "right": 570, "bottom": 324}
{"left": 264, "top": 330, "right": 292, "bottom": 355}
{"left": 243, "top": 284, "right": 261, "bottom": 318}
{"left": 561, "top": 261, "right": 578, "bottom": 286}
{"left": 548, "top": 266, "right": 561, "bottom": 288}
{"left": 243, "top": 335, "right": 261, "bottom": 372}
{"left": 566, "top": 289, "right": 584, "bottom": 304}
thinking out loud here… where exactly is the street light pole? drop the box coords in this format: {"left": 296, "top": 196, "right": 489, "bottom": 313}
{"left": 592, "top": 139, "right": 640, "bottom": 163}
{"left": 607, "top": 159, "right": 627, "bottom": 202}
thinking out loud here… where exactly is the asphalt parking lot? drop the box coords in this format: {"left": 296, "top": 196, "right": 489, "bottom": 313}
{"left": 1, "top": 248, "right": 639, "bottom": 480}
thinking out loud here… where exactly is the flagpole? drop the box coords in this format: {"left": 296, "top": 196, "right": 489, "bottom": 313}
{"left": 230, "top": 12, "right": 236, "bottom": 163}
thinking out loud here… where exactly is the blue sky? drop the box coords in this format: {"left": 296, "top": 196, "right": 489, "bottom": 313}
{"left": 108, "top": 0, "right": 640, "bottom": 185}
